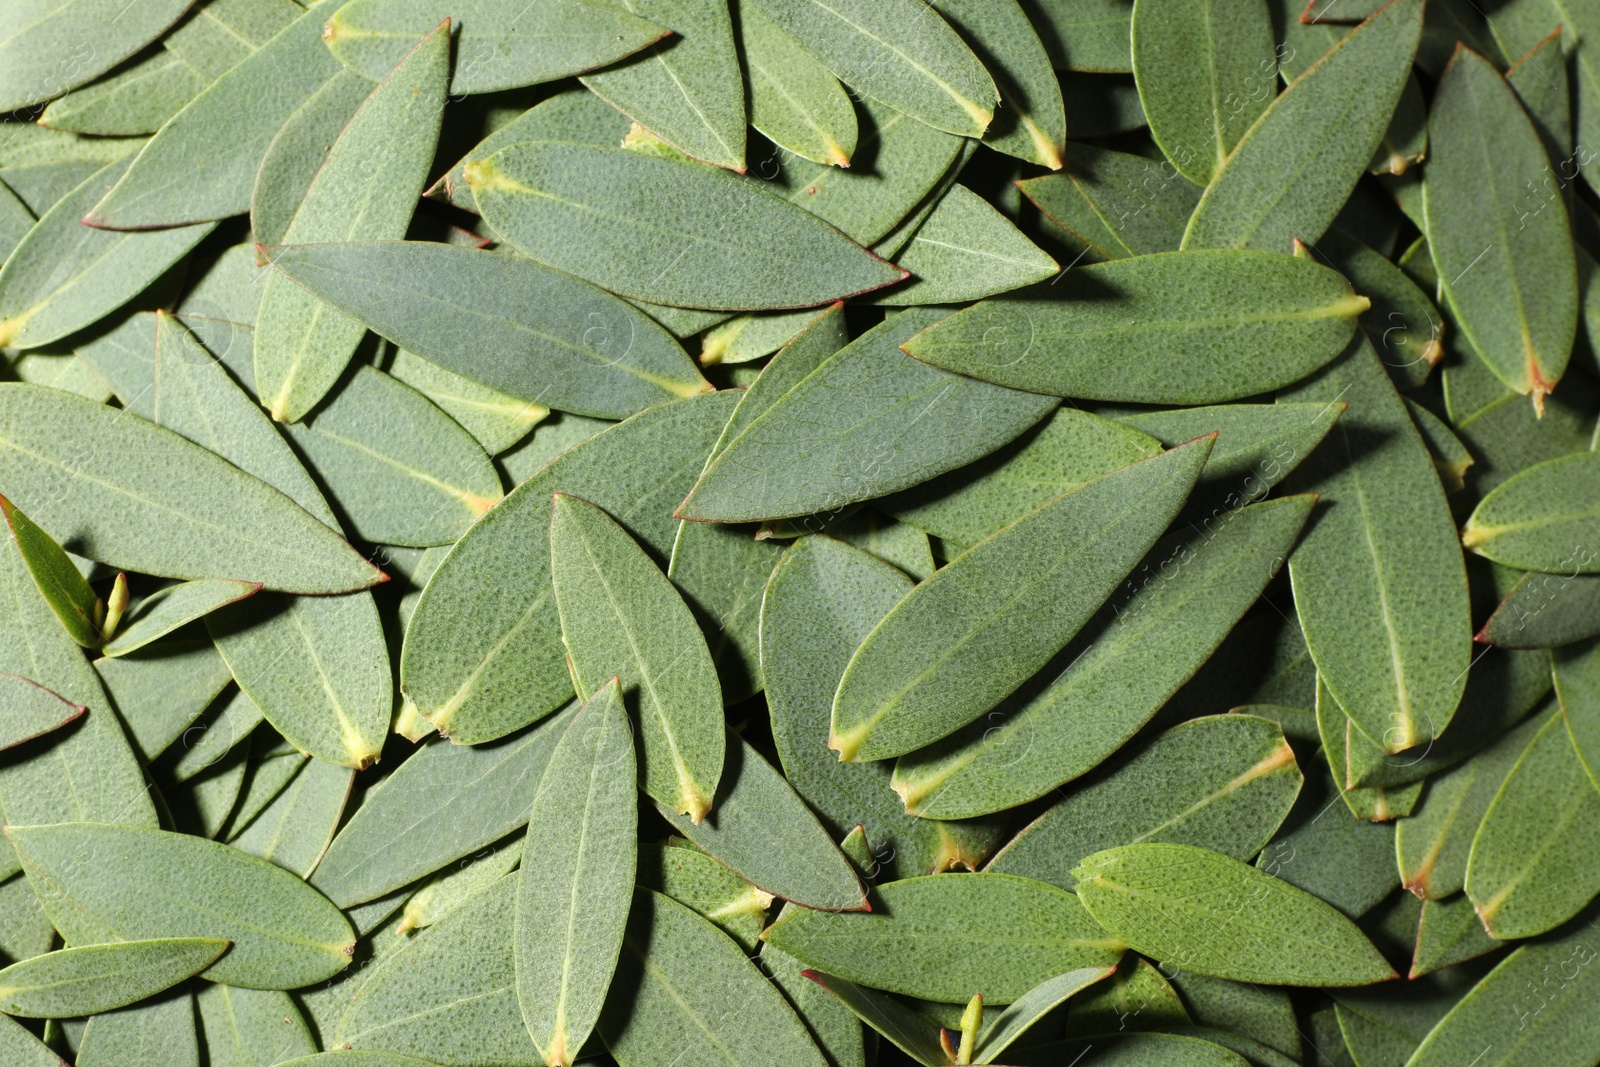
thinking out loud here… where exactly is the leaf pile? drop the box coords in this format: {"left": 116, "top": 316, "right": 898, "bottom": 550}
{"left": 0, "top": 1, "right": 1597, "bottom": 1066}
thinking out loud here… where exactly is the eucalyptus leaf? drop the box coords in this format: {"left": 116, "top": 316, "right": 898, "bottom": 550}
{"left": 386, "top": 348, "right": 547, "bottom": 455}
{"left": 934, "top": 0, "right": 1067, "bottom": 168}
{"left": 871, "top": 184, "right": 1059, "bottom": 306}
{"left": 640, "top": 842, "right": 771, "bottom": 950}
{"left": 0, "top": 1013, "right": 72, "bottom": 1067}
{"left": 0, "top": 493, "right": 100, "bottom": 647}
{"left": 0, "top": 673, "right": 84, "bottom": 750}
{"left": 101, "top": 580, "right": 260, "bottom": 657}
{"left": 195, "top": 981, "right": 316, "bottom": 1067}
{"left": 797, "top": 970, "right": 947, "bottom": 1067}
{"left": 736, "top": 0, "right": 856, "bottom": 168}
{"left": 229, "top": 755, "right": 353, "bottom": 879}
{"left": 37, "top": 52, "right": 204, "bottom": 137}
{"left": 76, "top": 987, "right": 199, "bottom": 1067}
{"left": 0, "top": 937, "right": 226, "bottom": 1018}
{"left": 1017, "top": 144, "right": 1203, "bottom": 261}
{"left": 249, "top": 70, "right": 372, "bottom": 249}
{"left": 0, "top": 0, "right": 194, "bottom": 113}
{"left": 1463, "top": 453, "right": 1600, "bottom": 574}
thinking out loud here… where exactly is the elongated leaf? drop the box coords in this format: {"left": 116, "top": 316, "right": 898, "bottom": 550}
{"left": 987, "top": 714, "right": 1301, "bottom": 890}
{"left": 8, "top": 822, "right": 353, "bottom": 989}
{"left": 249, "top": 70, "right": 372, "bottom": 249}
{"left": 737, "top": 0, "right": 856, "bottom": 167}
{"left": 580, "top": 0, "right": 745, "bottom": 171}
{"left": 400, "top": 836, "right": 522, "bottom": 933}
{"left": 101, "top": 580, "right": 259, "bottom": 657}
{"left": 751, "top": 0, "right": 997, "bottom": 136}
{"left": 799, "top": 970, "right": 947, "bottom": 1067}
{"left": 327, "top": 0, "right": 669, "bottom": 94}
{"left": 762, "top": 535, "right": 999, "bottom": 877}
{"left": 0, "top": 1013, "right": 70, "bottom": 1067}
{"left": 77, "top": 987, "right": 198, "bottom": 1067}
{"left": 1023, "top": 0, "right": 1131, "bottom": 70}
{"left": 1481, "top": 571, "right": 1600, "bottom": 649}
{"left": 86, "top": 0, "right": 346, "bottom": 228}
{"left": 0, "top": 384, "right": 382, "bottom": 593}
{"left": 641, "top": 841, "right": 772, "bottom": 951}
{"left": 1182, "top": 0, "right": 1424, "bottom": 251}
{"left": 0, "top": 938, "right": 225, "bottom": 1018}
{"left": 600, "top": 888, "right": 827, "bottom": 1067}
{"left": 264, "top": 241, "right": 710, "bottom": 420}
{"left": 1426, "top": 46, "right": 1576, "bottom": 406}
{"left": 195, "top": 982, "right": 315, "bottom": 1067}
{"left": 468, "top": 141, "right": 905, "bottom": 310}
{"left": 1465, "top": 710, "right": 1600, "bottom": 939}
{"left": 0, "top": 0, "right": 193, "bottom": 112}
{"left": 1073, "top": 843, "right": 1396, "bottom": 985}
{"left": 0, "top": 493, "right": 100, "bottom": 647}
{"left": 681, "top": 310, "right": 1056, "bottom": 521}
{"left": 1279, "top": 339, "right": 1471, "bottom": 752}
{"left": 162, "top": 0, "right": 305, "bottom": 84}
{"left": 1442, "top": 351, "right": 1597, "bottom": 495}
{"left": 1463, "top": 453, "right": 1600, "bottom": 574}
{"left": 281, "top": 366, "right": 502, "bottom": 547}
{"left": 0, "top": 159, "right": 213, "bottom": 350}
{"left": 254, "top": 23, "right": 448, "bottom": 422}
{"left": 1166, "top": 972, "right": 1300, "bottom": 1057}
{"left": 657, "top": 734, "right": 868, "bottom": 911}
{"left": 550, "top": 493, "right": 723, "bottom": 820}
{"left": 902, "top": 249, "right": 1364, "bottom": 403}
{"left": 976, "top": 966, "right": 1122, "bottom": 1061}
{"left": 1063, "top": 953, "right": 1191, "bottom": 1036}
{"left": 229, "top": 755, "right": 353, "bottom": 878}
{"left": 935, "top": 0, "right": 1066, "bottom": 168}
{"left": 312, "top": 704, "right": 577, "bottom": 907}
{"left": 38, "top": 51, "right": 202, "bottom": 137}
{"left": 884, "top": 408, "right": 1161, "bottom": 549}
{"left": 872, "top": 184, "right": 1059, "bottom": 305}
{"left": 402, "top": 392, "right": 735, "bottom": 744}
{"left": 1406, "top": 916, "right": 1600, "bottom": 1066}
{"left": 1132, "top": 0, "right": 1278, "bottom": 184}
{"left": 515, "top": 680, "right": 636, "bottom": 1067}
{"left": 386, "top": 348, "right": 547, "bottom": 454}
{"left": 0, "top": 673, "right": 84, "bottom": 750}
{"left": 1018, "top": 144, "right": 1202, "bottom": 261}
{"left": 831, "top": 437, "right": 1212, "bottom": 763}
{"left": 764, "top": 873, "right": 1124, "bottom": 1003}
{"left": 893, "top": 495, "right": 1311, "bottom": 815}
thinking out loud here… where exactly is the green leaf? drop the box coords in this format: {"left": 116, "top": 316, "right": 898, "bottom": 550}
{"left": 403, "top": 392, "right": 734, "bottom": 743}
{"left": 38, "top": 52, "right": 205, "bottom": 136}
{"left": 871, "top": 185, "right": 1059, "bottom": 306}
{"left": 1314, "top": 678, "right": 1424, "bottom": 822}
{"left": 1442, "top": 352, "right": 1597, "bottom": 495}
{"left": 514, "top": 680, "right": 635, "bottom": 1067}
{"left": 0, "top": 0, "right": 193, "bottom": 112}
{"left": 902, "top": 249, "right": 1364, "bottom": 404}
{"left": 0, "top": 673, "right": 84, "bottom": 750}
{"left": 196, "top": 983, "right": 315, "bottom": 1066}
{"left": 1313, "top": 228, "right": 1444, "bottom": 389}
{"left": 280, "top": 1056, "right": 442, "bottom": 1067}
{"left": 656, "top": 734, "right": 869, "bottom": 911}
{"left": 1131, "top": 0, "right": 1278, "bottom": 184}
{"left": 894, "top": 496, "right": 1311, "bottom": 816}
{"left": 987, "top": 714, "right": 1302, "bottom": 890}
{"left": 1558, "top": 640, "right": 1600, "bottom": 793}
{"left": 0, "top": 938, "right": 226, "bottom": 1018}
{"left": 1395, "top": 710, "right": 1547, "bottom": 899}
{"left": 680, "top": 310, "right": 1056, "bottom": 522}
{"left": 1411, "top": 894, "right": 1501, "bottom": 978}
{"left": 1023, "top": 0, "right": 1132, "bottom": 71}
{"left": 0, "top": 384, "right": 382, "bottom": 594}
{"left": 1072, "top": 843, "right": 1396, "bottom": 985}
{"left": 386, "top": 348, "right": 548, "bottom": 455}
{"left": 1405, "top": 916, "right": 1600, "bottom": 1067}
{"left": 172, "top": 686, "right": 263, "bottom": 782}
{"left": 884, "top": 408, "right": 1161, "bottom": 549}
{"left": 736, "top": 0, "right": 856, "bottom": 167}
{"left": 640, "top": 842, "right": 772, "bottom": 950}
{"left": 934, "top": 0, "right": 1067, "bottom": 168}
{"left": 764, "top": 872, "right": 1124, "bottom": 1004}
{"left": 700, "top": 308, "right": 834, "bottom": 367}
{"left": 1255, "top": 762, "right": 1399, "bottom": 919}
{"left": 797, "top": 970, "right": 947, "bottom": 1067}
{"left": 101, "top": 580, "right": 260, "bottom": 657}
{"left": 750, "top": 0, "right": 997, "bottom": 136}
{"left": 249, "top": 70, "right": 373, "bottom": 249}
{"left": 0, "top": 1013, "right": 72, "bottom": 1067}
{"left": 86, "top": 0, "right": 346, "bottom": 228}
{"left": 766, "top": 95, "right": 966, "bottom": 247}
{"left": 579, "top": 0, "right": 745, "bottom": 171}
{"left": 1015, "top": 1032, "right": 1253, "bottom": 1067}
{"left": 229, "top": 755, "right": 354, "bottom": 878}
{"left": 326, "top": 0, "right": 669, "bottom": 94}
{"left": 1425, "top": 46, "right": 1577, "bottom": 407}
{"left": 8, "top": 822, "right": 353, "bottom": 990}
{"left": 1017, "top": 144, "right": 1203, "bottom": 261}
{"left": 1181, "top": 0, "right": 1424, "bottom": 251}
{"left": 0, "top": 159, "right": 214, "bottom": 350}
{"left": 280, "top": 366, "right": 502, "bottom": 547}
{"left": 1465, "top": 709, "right": 1600, "bottom": 939}
{"left": 1463, "top": 453, "right": 1600, "bottom": 574}
{"left": 1480, "top": 571, "right": 1600, "bottom": 649}
{"left": 0, "top": 493, "right": 101, "bottom": 647}
{"left": 976, "top": 966, "right": 1121, "bottom": 1061}
{"left": 762, "top": 535, "right": 999, "bottom": 878}
{"left": 162, "top": 0, "right": 305, "bottom": 84}
{"left": 831, "top": 436, "right": 1212, "bottom": 763}
{"left": 467, "top": 141, "right": 905, "bottom": 310}
{"left": 550, "top": 492, "right": 723, "bottom": 820}
{"left": 311, "top": 704, "right": 578, "bottom": 908}
{"left": 1063, "top": 953, "right": 1191, "bottom": 1036}
{"left": 601, "top": 887, "right": 828, "bottom": 1067}
{"left": 1166, "top": 971, "right": 1301, "bottom": 1058}
{"left": 263, "top": 241, "right": 710, "bottom": 420}
{"left": 77, "top": 988, "right": 199, "bottom": 1067}
{"left": 253, "top": 23, "right": 448, "bottom": 423}
{"left": 1279, "top": 339, "right": 1472, "bottom": 752}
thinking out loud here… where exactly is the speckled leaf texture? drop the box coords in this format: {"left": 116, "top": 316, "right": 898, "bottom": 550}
{"left": 736, "top": 0, "right": 857, "bottom": 167}
{"left": 1424, "top": 45, "right": 1577, "bottom": 408}
{"left": 901, "top": 250, "right": 1366, "bottom": 404}
{"left": 1463, "top": 452, "right": 1600, "bottom": 574}
{"left": 468, "top": 141, "right": 906, "bottom": 310}
{"left": 933, "top": 0, "right": 1067, "bottom": 168}
{"left": 0, "top": 938, "right": 225, "bottom": 1018}
{"left": 0, "top": 0, "right": 194, "bottom": 112}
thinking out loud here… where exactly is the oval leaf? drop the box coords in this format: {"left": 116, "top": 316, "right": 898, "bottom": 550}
{"left": 0, "top": 938, "right": 227, "bottom": 1018}
{"left": 1463, "top": 452, "right": 1600, "bottom": 574}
